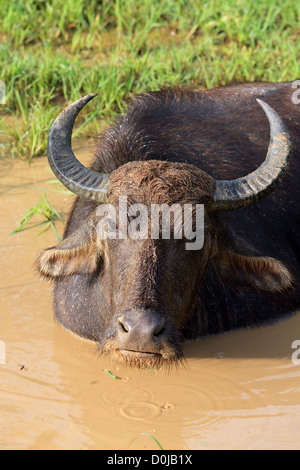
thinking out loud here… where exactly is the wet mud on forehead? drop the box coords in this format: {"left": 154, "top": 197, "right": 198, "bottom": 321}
{"left": 0, "top": 156, "right": 300, "bottom": 450}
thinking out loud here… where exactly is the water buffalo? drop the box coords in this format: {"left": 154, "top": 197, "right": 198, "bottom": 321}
{"left": 36, "top": 81, "right": 300, "bottom": 369}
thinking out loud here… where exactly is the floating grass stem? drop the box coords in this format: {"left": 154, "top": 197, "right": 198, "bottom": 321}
{"left": 11, "top": 193, "right": 63, "bottom": 241}
{"left": 128, "top": 433, "right": 163, "bottom": 450}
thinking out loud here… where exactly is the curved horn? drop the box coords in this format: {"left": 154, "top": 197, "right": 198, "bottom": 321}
{"left": 212, "top": 99, "right": 292, "bottom": 211}
{"left": 47, "top": 93, "right": 109, "bottom": 202}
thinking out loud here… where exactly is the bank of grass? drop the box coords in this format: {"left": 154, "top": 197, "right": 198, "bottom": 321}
{"left": 0, "top": 0, "right": 299, "bottom": 160}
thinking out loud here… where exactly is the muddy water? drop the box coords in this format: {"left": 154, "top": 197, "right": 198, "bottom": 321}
{"left": 1, "top": 152, "right": 300, "bottom": 450}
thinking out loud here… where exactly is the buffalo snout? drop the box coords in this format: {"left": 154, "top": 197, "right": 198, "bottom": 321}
{"left": 116, "top": 310, "right": 167, "bottom": 355}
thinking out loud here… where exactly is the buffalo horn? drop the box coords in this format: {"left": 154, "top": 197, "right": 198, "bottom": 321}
{"left": 212, "top": 99, "right": 292, "bottom": 211}
{"left": 47, "top": 93, "right": 109, "bottom": 202}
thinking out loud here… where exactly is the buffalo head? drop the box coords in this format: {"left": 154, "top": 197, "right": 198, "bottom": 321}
{"left": 36, "top": 93, "right": 294, "bottom": 369}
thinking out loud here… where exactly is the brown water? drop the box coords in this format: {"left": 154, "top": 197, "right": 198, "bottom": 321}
{"left": 1, "top": 153, "right": 300, "bottom": 450}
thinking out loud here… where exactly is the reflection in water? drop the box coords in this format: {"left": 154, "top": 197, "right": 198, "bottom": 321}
{"left": 1, "top": 158, "right": 300, "bottom": 450}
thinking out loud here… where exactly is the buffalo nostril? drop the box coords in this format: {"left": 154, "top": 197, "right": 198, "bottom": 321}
{"left": 118, "top": 320, "right": 129, "bottom": 333}
{"left": 153, "top": 325, "right": 166, "bottom": 337}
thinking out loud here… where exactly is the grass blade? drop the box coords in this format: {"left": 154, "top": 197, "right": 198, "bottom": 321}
{"left": 128, "top": 433, "right": 163, "bottom": 450}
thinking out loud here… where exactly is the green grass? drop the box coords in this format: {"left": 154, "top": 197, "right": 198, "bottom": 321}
{"left": 11, "top": 193, "right": 63, "bottom": 241}
{"left": 0, "top": 0, "right": 299, "bottom": 161}
{"left": 128, "top": 432, "right": 164, "bottom": 450}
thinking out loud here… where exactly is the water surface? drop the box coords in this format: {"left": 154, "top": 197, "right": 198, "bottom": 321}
{"left": 1, "top": 155, "right": 299, "bottom": 450}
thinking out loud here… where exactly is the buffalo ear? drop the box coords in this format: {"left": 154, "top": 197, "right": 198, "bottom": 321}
{"left": 35, "top": 218, "right": 103, "bottom": 278}
{"left": 214, "top": 250, "right": 294, "bottom": 293}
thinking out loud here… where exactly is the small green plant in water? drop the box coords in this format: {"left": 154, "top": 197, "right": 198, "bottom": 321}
{"left": 128, "top": 433, "right": 163, "bottom": 450}
{"left": 11, "top": 193, "right": 63, "bottom": 241}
